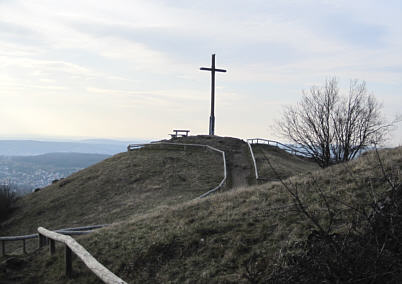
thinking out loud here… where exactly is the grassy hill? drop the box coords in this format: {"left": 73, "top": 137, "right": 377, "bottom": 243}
{"left": 1, "top": 140, "right": 225, "bottom": 238}
{"left": 1, "top": 137, "right": 400, "bottom": 283}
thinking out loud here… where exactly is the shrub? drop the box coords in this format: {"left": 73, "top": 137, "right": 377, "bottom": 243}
{"left": 0, "top": 184, "right": 17, "bottom": 221}
{"left": 261, "top": 147, "right": 402, "bottom": 283}
{"left": 268, "top": 185, "right": 402, "bottom": 283}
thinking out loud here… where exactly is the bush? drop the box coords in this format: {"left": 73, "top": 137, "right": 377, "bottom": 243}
{"left": 257, "top": 146, "right": 402, "bottom": 283}
{"left": 269, "top": 185, "right": 402, "bottom": 283}
{"left": 0, "top": 184, "right": 17, "bottom": 221}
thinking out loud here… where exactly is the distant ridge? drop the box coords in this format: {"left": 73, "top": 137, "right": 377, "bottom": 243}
{"left": 0, "top": 139, "right": 147, "bottom": 156}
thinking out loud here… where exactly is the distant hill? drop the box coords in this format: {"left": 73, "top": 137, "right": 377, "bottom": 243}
{"left": 10, "top": 152, "right": 110, "bottom": 169}
{"left": 0, "top": 139, "right": 147, "bottom": 156}
{"left": 0, "top": 152, "right": 110, "bottom": 191}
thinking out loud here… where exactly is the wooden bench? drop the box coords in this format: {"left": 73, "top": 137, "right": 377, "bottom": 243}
{"left": 170, "top": 129, "right": 190, "bottom": 138}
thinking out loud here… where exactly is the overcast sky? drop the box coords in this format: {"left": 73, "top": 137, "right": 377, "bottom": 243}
{"left": 1, "top": 0, "right": 401, "bottom": 145}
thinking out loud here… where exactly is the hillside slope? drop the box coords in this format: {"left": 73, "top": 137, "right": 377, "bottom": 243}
{"left": 0, "top": 141, "right": 223, "bottom": 238}
{"left": 2, "top": 146, "right": 400, "bottom": 283}
{"left": 251, "top": 144, "right": 319, "bottom": 181}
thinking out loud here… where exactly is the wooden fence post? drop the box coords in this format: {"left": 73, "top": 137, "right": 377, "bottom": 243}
{"left": 65, "top": 245, "right": 72, "bottom": 278}
{"left": 22, "top": 239, "right": 27, "bottom": 254}
{"left": 50, "top": 239, "right": 55, "bottom": 255}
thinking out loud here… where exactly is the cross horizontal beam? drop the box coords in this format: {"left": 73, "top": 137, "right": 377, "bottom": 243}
{"left": 200, "top": 67, "right": 227, "bottom": 72}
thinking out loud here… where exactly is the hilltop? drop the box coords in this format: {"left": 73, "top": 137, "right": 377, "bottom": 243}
{"left": 2, "top": 136, "right": 397, "bottom": 283}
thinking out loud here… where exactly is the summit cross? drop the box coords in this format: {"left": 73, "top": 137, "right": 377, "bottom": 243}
{"left": 200, "top": 54, "right": 227, "bottom": 136}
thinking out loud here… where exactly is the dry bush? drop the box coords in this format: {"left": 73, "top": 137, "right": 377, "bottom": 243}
{"left": 251, "top": 147, "right": 402, "bottom": 283}
{"left": 0, "top": 184, "right": 17, "bottom": 221}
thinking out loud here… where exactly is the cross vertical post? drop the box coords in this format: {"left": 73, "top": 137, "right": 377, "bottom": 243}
{"left": 210, "top": 54, "right": 215, "bottom": 136}
{"left": 200, "top": 54, "right": 227, "bottom": 136}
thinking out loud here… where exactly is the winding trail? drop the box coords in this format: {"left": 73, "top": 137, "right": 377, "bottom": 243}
{"left": 170, "top": 135, "right": 254, "bottom": 189}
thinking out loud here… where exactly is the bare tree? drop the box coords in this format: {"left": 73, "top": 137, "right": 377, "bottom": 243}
{"left": 332, "top": 80, "right": 387, "bottom": 163}
{"left": 277, "top": 78, "right": 390, "bottom": 167}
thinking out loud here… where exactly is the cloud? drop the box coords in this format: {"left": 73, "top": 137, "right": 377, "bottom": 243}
{"left": 0, "top": 0, "right": 400, "bottom": 143}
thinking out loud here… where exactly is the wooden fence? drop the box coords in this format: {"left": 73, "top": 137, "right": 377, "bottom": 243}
{"left": 127, "top": 142, "right": 227, "bottom": 198}
{"left": 246, "top": 138, "right": 308, "bottom": 182}
{"left": 247, "top": 141, "right": 259, "bottom": 180}
{"left": 247, "top": 138, "right": 307, "bottom": 156}
{"left": 37, "top": 227, "right": 127, "bottom": 283}
{"left": 0, "top": 224, "right": 108, "bottom": 256}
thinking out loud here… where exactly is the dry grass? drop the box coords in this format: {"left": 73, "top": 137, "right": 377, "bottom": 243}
{"left": 0, "top": 143, "right": 223, "bottom": 239}
{"left": 4, "top": 147, "right": 400, "bottom": 283}
{"left": 169, "top": 135, "right": 255, "bottom": 188}
{"left": 252, "top": 144, "right": 319, "bottom": 181}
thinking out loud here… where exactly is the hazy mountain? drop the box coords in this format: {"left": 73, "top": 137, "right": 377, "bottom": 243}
{"left": 0, "top": 139, "right": 147, "bottom": 156}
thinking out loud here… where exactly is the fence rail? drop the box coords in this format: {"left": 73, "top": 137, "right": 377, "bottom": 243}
{"left": 38, "top": 227, "right": 127, "bottom": 283}
{"left": 247, "top": 141, "right": 259, "bottom": 180}
{"left": 247, "top": 138, "right": 307, "bottom": 156}
{"left": 247, "top": 138, "right": 309, "bottom": 182}
{"left": 127, "top": 142, "right": 227, "bottom": 198}
{"left": 1, "top": 224, "right": 108, "bottom": 256}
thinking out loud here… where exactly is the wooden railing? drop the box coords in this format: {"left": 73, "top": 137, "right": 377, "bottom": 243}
{"left": 0, "top": 224, "right": 108, "bottom": 256}
{"left": 0, "top": 233, "right": 37, "bottom": 256}
{"left": 38, "top": 227, "right": 127, "bottom": 283}
{"left": 246, "top": 138, "right": 309, "bottom": 181}
{"left": 127, "top": 142, "right": 227, "bottom": 198}
{"left": 247, "top": 141, "right": 259, "bottom": 180}
{"left": 247, "top": 138, "right": 307, "bottom": 156}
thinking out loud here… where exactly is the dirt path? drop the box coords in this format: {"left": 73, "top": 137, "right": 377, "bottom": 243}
{"left": 170, "top": 135, "right": 255, "bottom": 190}
{"left": 229, "top": 149, "right": 253, "bottom": 188}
